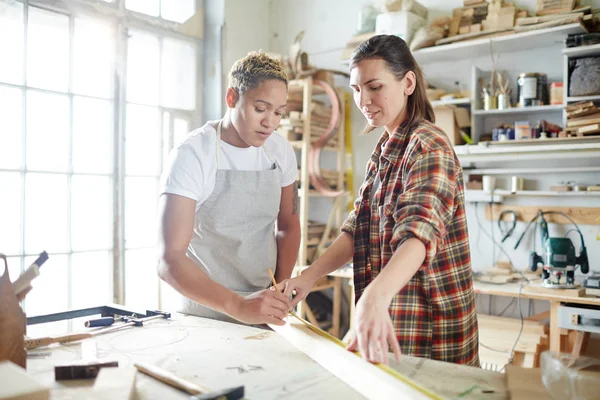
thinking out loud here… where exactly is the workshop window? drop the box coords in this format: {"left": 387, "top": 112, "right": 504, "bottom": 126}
{"left": 0, "top": 0, "right": 201, "bottom": 332}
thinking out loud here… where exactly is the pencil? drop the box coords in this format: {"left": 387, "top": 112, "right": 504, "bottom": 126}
{"left": 268, "top": 269, "right": 279, "bottom": 291}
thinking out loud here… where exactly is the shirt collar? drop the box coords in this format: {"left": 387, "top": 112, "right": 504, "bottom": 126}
{"left": 371, "top": 126, "right": 412, "bottom": 165}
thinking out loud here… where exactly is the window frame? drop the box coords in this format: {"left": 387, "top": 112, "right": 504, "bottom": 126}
{"left": 1, "top": 0, "right": 202, "bottom": 313}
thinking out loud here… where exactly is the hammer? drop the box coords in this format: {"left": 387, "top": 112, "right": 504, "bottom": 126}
{"left": 134, "top": 362, "right": 244, "bottom": 400}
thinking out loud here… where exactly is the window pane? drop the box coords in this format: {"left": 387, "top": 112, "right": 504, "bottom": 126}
{"left": 73, "top": 96, "right": 113, "bottom": 174}
{"left": 26, "top": 321, "right": 69, "bottom": 337}
{"left": 26, "top": 91, "right": 69, "bottom": 172}
{"left": 0, "top": 0, "right": 24, "bottom": 85}
{"left": 126, "top": 104, "right": 160, "bottom": 175}
{"left": 125, "top": 0, "right": 159, "bottom": 17}
{"left": 72, "top": 175, "right": 112, "bottom": 251}
{"left": 73, "top": 18, "right": 114, "bottom": 98}
{"left": 125, "top": 248, "right": 158, "bottom": 311}
{"left": 72, "top": 251, "right": 111, "bottom": 308}
{"left": 0, "top": 172, "right": 21, "bottom": 255}
{"left": 161, "top": 38, "right": 196, "bottom": 110}
{"left": 173, "top": 117, "right": 189, "bottom": 146}
{"left": 0, "top": 86, "right": 22, "bottom": 169}
{"left": 127, "top": 31, "right": 159, "bottom": 105}
{"left": 25, "top": 173, "right": 68, "bottom": 253}
{"left": 23, "top": 254, "right": 68, "bottom": 315}
{"left": 125, "top": 177, "right": 158, "bottom": 248}
{"left": 161, "top": 0, "right": 196, "bottom": 23}
{"left": 27, "top": 7, "right": 69, "bottom": 92}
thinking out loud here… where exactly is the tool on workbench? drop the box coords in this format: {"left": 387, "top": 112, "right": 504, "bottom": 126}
{"left": 268, "top": 269, "right": 442, "bottom": 400}
{"left": 54, "top": 340, "right": 119, "bottom": 380}
{"left": 134, "top": 361, "right": 244, "bottom": 400}
{"left": 12, "top": 251, "right": 49, "bottom": 297}
{"left": 25, "top": 310, "right": 171, "bottom": 350}
{"left": 514, "top": 210, "right": 590, "bottom": 288}
{"left": 84, "top": 314, "right": 135, "bottom": 328}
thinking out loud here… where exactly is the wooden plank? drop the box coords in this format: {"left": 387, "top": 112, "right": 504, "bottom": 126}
{"left": 525, "top": 284, "right": 584, "bottom": 297}
{"left": 92, "top": 367, "right": 136, "bottom": 400}
{"left": 505, "top": 365, "right": 552, "bottom": 400}
{"left": 485, "top": 204, "right": 600, "bottom": 225}
{"left": 270, "top": 318, "right": 440, "bottom": 400}
{"left": 0, "top": 361, "right": 49, "bottom": 400}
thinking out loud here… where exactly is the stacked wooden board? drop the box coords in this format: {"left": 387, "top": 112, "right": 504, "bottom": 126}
{"left": 566, "top": 101, "right": 600, "bottom": 136}
{"left": 478, "top": 314, "right": 548, "bottom": 371}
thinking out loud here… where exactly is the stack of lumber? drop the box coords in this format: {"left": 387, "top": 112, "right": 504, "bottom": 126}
{"left": 536, "top": 0, "right": 577, "bottom": 16}
{"left": 515, "top": 6, "right": 593, "bottom": 32}
{"left": 484, "top": 0, "right": 521, "bottom": 31}
{"left": 565, "top": 101, "right": 600, "bottom": 136}
{"left": 277, "top": 102, "right": 339, "bottom": 148}
{"left": 436, "top": 1, "right": 593, "bottom": 46}
{"left": 478, "top": 314, "right": 548, "bottom": 370}
{"left": 449, "top": 0, "right": 490, "bottom": 36}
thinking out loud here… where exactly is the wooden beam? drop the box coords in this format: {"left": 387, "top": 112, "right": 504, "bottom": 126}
{"left": 92, "top": 367, "right": 137, "bottom": 400}
{"left": 270, "top": 318, "right": 440, "bottom": 400}
{"left": 485, "top": 204, "right": 600, "bottom": 225}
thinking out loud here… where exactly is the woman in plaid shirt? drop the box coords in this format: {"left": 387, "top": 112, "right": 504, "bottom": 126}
{"left": 280, "top": 35, "right": 479, "bottom": 367}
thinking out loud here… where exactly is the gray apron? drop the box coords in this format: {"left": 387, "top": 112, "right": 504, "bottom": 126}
{"left": 179, "top": 121, "right": 282, "bottom": 323}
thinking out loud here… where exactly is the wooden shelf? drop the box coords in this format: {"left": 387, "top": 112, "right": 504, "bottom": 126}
{"left": 430, "top": 98, "right": 471, "bottom": 107}
{"left": 454, "top": 139, "right": 600, "bottom": 162}
{"left": 413, "top": 23, "right": 586, "bottom": 64}
{"left": 465, "top": 189, "right": 600, "bottom": 202}
{"left": 472, "top": 105, "right": 564, "bottom": 116}
{"left": 562, "top": 43, "right": 600, "bottom": 58}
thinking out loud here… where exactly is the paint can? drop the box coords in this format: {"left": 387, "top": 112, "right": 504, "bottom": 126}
{"left": 517, "top": 73, "right": 549, "bottom": 107}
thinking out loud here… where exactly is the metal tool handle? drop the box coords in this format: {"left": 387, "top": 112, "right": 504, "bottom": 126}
{"left": 85, "top": 316, "right": 115, "bottom": 328}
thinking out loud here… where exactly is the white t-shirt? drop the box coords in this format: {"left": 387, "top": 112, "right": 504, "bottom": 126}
{"left": 160, "top": 122, "right": 298, "bottom": 207}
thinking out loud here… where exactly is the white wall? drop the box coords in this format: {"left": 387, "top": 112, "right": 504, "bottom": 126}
{"left": 220, "top": 0, "right": 272, "bottom": 110}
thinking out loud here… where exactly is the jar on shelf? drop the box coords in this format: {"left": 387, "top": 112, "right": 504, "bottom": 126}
{"left": 550, "top": 82, "right": 564, "bottom": 105}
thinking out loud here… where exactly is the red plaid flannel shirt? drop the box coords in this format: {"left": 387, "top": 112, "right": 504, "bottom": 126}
{"left": 342, "top": 121, "right": 479, "bottom": 366}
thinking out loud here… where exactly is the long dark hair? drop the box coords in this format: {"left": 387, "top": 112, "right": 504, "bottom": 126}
{"left": 349, "top": 34, "right": 434, "bottom": 134}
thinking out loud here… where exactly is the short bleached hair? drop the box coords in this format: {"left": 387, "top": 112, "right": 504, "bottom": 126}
{"left": 228, "top": 51, "right": 288, "bottom": 95}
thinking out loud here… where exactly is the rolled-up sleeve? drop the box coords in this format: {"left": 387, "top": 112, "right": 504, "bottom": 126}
{"left": 341, "top": 197, "right": 359, "bottom": 235}
{"left": 390, "top": 150, "right": 457, "bottom": 267}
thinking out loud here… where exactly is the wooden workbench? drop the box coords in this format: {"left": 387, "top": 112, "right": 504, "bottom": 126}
{"left": 474, "top": 281, "right": 600, "bottom": 352}
{"left": 25, "top": 314, "right": 506, "bottom": 399}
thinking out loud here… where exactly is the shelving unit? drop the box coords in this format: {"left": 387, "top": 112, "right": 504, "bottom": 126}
{"left": 279, "top": 78, "right": 348, "bottom": 266}
{"left": 471, "top": 105, "right": 564, "bottom": 116}
{"left": 465, "top": 189, "right": 600, "bottom": 203}
{"left": 412, "top": 23, "right": 586, "bottom": 64}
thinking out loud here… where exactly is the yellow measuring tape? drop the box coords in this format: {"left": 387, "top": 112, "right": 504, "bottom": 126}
{"left": 268, "top": 270, "right": 442, "bottom": 400}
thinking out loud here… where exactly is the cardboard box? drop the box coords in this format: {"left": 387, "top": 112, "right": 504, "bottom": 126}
{"left": 376, "top": 11, "right": 426, "bottom": 46}
{"left": 433, "top": 106, "right": 464, "bottom": 146}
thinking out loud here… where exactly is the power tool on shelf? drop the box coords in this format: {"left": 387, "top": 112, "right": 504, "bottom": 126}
{"left": 514, "top": 210, "right": 590, "bottom": 288}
